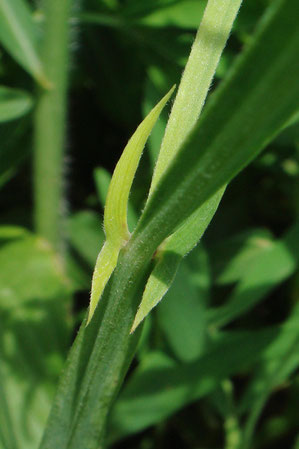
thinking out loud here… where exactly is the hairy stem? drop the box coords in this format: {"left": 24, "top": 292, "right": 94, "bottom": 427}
{"left": 33, "top": 0, "right": 72, "bottom": 255}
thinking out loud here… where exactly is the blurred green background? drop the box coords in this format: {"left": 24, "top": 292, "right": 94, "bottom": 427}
{"left": 1, "top": 0, "right": 299, "bottom": 448}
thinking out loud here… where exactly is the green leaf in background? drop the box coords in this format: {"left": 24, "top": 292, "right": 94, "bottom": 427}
{"left": 0, "top": 231, "right": 70, "bottom": 449}
{"left": 207, "top": 301, "right": 299, "bottom": 449}
{"left": 157, "top": 245, "right": 210, "bottom": 362}
{"left": 241, "top": 305, "right": 299, "bottom": 416}
{"left": 143, "top": 68, "right": 174, "bottom": 167}
{"left": 0, "top": 118, "right": 30, "bottom": 188}
{"left": 239, "top": 304, "right": 299, "bottom": 449}
{"left": 210, "top": 228, "right": 274, "bottom": 285}
{"left": 110, "top": 307, "right": 299, "bottom": 443}
{"left": 0, "top": 225, "right": 29, "bottom": 241}
{"left": 0, "top": 232, "right": 69, "bottom": 310}
{"left": 129, "top": 0, "right": 206, "bottom": 28}
{"left": 93, "top": 167, "right": 111, "bottom": 208}
{"left": 0, "top": 86, "right": 33, "bottom": 122}
{"left": 108, "top": 326, "right": 280, "bottom": 442}
{"left": 67, "top": 211, "right": 105, "bottom": 268}
{"left": 66, "top": 211, "right": 106, "bottom": 294}
{"left": 0, "top": 0, "right": 48, "bottom": 86}
{"left": 208, "top": 225, "right": 299, "bottom": 328}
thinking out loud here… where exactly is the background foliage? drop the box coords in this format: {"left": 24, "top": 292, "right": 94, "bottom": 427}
{"left": 0, "top": 0, "right": 299, "bottom": 448}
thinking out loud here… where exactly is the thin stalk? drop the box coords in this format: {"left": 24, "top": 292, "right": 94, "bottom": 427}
{"left": 33, "top": 0, "right": 72, "bottom": 255}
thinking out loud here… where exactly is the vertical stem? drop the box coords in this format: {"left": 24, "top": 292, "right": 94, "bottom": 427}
{"left": 34, "top": 0, "right": 72, "bottom": 255}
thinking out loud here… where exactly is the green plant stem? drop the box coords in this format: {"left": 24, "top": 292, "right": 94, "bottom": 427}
{"left": 39, "top": 248, "right": 150, "bottom": 449}
{"left": 34, "top": 0, "right": 72, "bottom": 254}
{"left": 40, "top": 1, "right": 299, "bottom": 447}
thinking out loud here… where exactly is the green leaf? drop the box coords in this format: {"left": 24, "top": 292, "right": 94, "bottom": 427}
{"left": 0, "top": 118, "right": 30, "bottom": 188}
{"left": 0, "top": 0, "right": 48, "bottom": 86}
{"left": 0, "top": 225, "right": 29, "bottom": 241}
{"left": 109, "top": 327, "right": 279, "bottom": 442}
{"left": 131, "top": 188, "right": 223, "bottom": 332}
{"left": 0, "top": 86, "right": 33, "bottom": 122}
{"left": 66, "top": 211, "right": 106, "bottom": 294}
{"left": 149, "top": 0, "right": 243, "bottom": 195}
{"left": 104, "top": 85, "right": 175, "bottom": 246}
{"left": 210, "top": 228, "right": 274, "bottom": 285}
{"left": 66, "top": 211, "right": 106, "bottom": 293}
{"left": 156, "top": 245, "right": 210, "bottom": 361}
{"left": 132, "top": 0, "right": 243, "bottom": 330}
{"left": 0, "top": 234, "right": 68, "bottom": 309}
{"left": 208, "top": 225, "right": 299, "bottom": 327}
{"left": 94, "top": 167, "right": 138, "bottom": 230}
{"left": 143, "top": 69, "right": 173, "bottom": 168}
{"left": 133, "top": 0, "right": 206, "bottom": 28}
{"left": 87, "top": 86, "right": 175, "bottom": 324}
{"left": 234, "top": 0, "right": 267, "bottom": 43}
{"left": 239, "top": 304, "right": 299, "bottom": 448}
{"left": 93, "top": 167, "right": 111, "bottom": 207}
{"left": 241, "top": 305, "right": 299, "bottom": 414}
{"left": 67, "top": 211, "right": 105, "bottom": 267}
{"left": 134, "top": 0, "right": 299, "bottom": 253}
{"left": 0, "top": 233, "right": 70, "bottom": 449}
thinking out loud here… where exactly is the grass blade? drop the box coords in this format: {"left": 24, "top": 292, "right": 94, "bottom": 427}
{"left": 149, "top": 0, "right": 243, "bottom": 195}
{"left": 132, "top": 0, "right": 243, "bottom": 330}
{"left": 135, "top": 0, "right": 299, "bottom": 254}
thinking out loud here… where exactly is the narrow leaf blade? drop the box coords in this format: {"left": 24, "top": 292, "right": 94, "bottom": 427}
{"left": 87, "top": 86, "right": 175, "bottom": 324}
{"left": 104, "top": 85, "right": 175, "bottom": 245}
{"left": 132, "top": 0, "right": 243, "bottom": 330}
{"left": 149, "top": 0, "right": 243, "bottom": 195}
